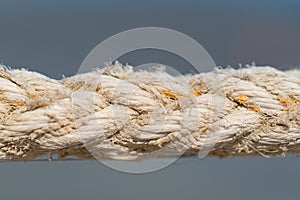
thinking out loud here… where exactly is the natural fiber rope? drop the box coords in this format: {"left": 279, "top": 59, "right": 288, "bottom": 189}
{"left": 1, "top": 63, "right": 300, "bottom": 161}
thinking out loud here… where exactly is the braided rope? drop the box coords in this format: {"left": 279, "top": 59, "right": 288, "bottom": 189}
{"left": 1, "top": 64, "right": 300, "bottom": 161}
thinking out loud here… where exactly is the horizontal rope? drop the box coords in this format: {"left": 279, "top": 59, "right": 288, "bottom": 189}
{"left": 0, "top": 63, "right": 300, "bottom": 161}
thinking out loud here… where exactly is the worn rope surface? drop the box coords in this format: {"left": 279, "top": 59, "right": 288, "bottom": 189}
{"left": 1, "top": 63, "right": 300, "bottom": 161}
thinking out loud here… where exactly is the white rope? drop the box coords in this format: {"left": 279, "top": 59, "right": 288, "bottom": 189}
{"left": 1, "top": 63, "right": 300, "bottom": 161}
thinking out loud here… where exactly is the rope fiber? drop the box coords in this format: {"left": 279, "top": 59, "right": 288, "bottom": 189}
{"left": 1, "top": 63, "right": 300, "bottom": 161}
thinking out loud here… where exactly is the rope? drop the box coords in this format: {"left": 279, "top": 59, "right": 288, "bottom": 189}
{"left": 1, "top": 63, "right": 300, "bottom": 161}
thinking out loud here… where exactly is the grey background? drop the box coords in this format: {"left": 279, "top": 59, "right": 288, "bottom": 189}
{"left": 1, "top": 0, "right": 300, "bottom": 199}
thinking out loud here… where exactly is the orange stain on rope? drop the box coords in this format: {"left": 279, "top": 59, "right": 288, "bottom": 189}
{"left": 279, "top": 97, "right": 297, "bottom": 112}
{"left": 279, "top": 97, "right": 292, "bottom": 106}
{"left": 192, "top": 89, "right": 201, "bottom": 97}
{"left": 233, "top": 94, "right": 260, "bottom": 112}
{"left": 15, "top": 101, "right": 25, "bottom": 106}
{"left": 235, "top": 94, "right": 248, "bottom": 105}
{"left": 8, "top": 100, "right": 26, "bottom": 106}
{"left": 161, "top": 90, "right": 178, "bottom": 100}
{"left": 250, "top": 105, "right": 260, "bottom": 112}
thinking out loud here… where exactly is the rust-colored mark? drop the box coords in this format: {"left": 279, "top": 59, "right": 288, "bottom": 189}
{"left": 234, "top": 94, "right": 248, "bottom": 105}
{"left": 161, "top": 90, "right": 178, "bottom": 100}
{"left": 6, "top": 100, "right": 26, "bottom": 106}
{"left": 279, "top": 97, "right": 298, "bottom": 112}
{"left": 233, "top": 94, "right": 261, "bottom": 112}
{"left": 250, "top": 105, "right": 260, "bottom": 112}
{"left": 279, "top": 97, "right": 292, "bottom": 106}
{"left": 14, "top": 101, "right": 25, "bottom": 106}
{"left": 192, "top": 89, "right": 201, "bottom": 97}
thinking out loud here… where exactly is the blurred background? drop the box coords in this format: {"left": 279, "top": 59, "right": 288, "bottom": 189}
{"left": 1, "top": 0, "right": 300, "bottom": 199}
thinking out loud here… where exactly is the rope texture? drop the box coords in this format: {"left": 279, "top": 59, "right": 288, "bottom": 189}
{"left": 1, "top": 64, "right": 300, "bottom": 161}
